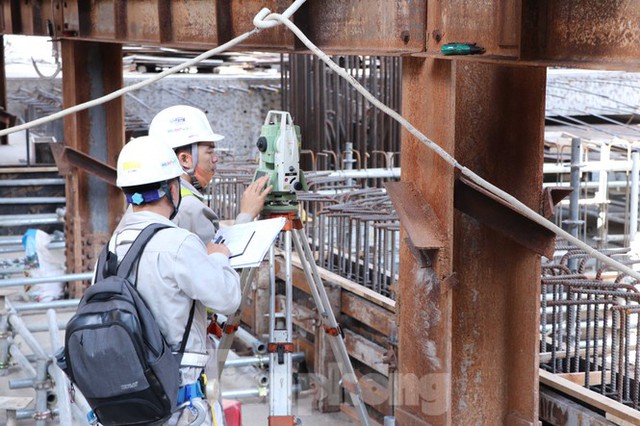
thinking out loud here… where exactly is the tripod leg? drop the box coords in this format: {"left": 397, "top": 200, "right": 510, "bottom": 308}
{"left": 269, "top": 232, "right": 294, "bottom": 421}
{"left": 291, "top": 228, "right": 371, "bottom": 426}
{"left": 216, "top": 267, "right": 257, "bottom": 377}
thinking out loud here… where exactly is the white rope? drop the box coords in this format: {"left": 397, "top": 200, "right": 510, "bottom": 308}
{"left": 0, "top": 28, "right": 259, "bottom": 138}
{"left": 254, "top": 11, "right": 640, "bottom": 282}
{"left": 2, "top": 4, "right": 637, "bottom": 282}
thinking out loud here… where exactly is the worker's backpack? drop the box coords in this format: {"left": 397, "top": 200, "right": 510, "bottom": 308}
{"left": 56, "top": 223, "right": 195, "bottom": 425}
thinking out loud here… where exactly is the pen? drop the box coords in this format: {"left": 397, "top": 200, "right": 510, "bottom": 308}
{"left": 214, "top": 236, "right": 225, "bottom": 244}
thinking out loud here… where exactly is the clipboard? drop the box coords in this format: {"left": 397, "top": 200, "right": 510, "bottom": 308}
{"left": 214, "top": 227, "right": 255, "bottom": 258}
{"left": 214, "top": 217, "right": 287, "bottom": 268}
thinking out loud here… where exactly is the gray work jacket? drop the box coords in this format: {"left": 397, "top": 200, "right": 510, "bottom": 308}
{"left": 175, "top": 177, "right": 252, "bottom": 244}
{"left": 106, "top": 210, "right": 241, "bottom": 384}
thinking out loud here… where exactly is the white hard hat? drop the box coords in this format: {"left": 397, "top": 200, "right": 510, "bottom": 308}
{"left": 149, "top": 105, "right": 224, "bottom": 150}
{"left": 116, "top": 136, "right": 184, "bottom": 188}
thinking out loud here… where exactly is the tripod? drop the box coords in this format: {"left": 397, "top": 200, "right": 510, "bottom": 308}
{"left": 215, "top": 210, "right": 371, "bottom": 426}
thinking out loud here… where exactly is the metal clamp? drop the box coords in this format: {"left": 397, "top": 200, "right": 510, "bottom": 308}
{"left": 267, "top": 342, "right": 294, "bottom": 365}
{"left": 323, "top": 325, "right": 344, "bottom": 338}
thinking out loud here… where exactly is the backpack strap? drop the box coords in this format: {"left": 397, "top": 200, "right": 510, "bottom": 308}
{"left": 116, "top": 223, "right": 170, "bottom": 279}
{"left": 99, "top": 222, "right": 197, "bottom": 361}
{"left": 178, "top": 301, "right": 196, "bottom": 358}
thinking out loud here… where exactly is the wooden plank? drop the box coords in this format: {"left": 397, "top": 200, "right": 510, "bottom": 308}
{"left": 556, "top": 371, "right": 610, "bottom": 387}
{"left": 340, "top": 403, "right": 381, "bottom": 426}
{"left": 341, "top": 291, "right": 394, "bottom": 336}
{"left": 294, "top": 337, "right": 315, "bottom": 371}
{"left": 275, "top": 255, "right": 312, "bottom": 295}
{"left": 291, "top": 301, "right": 316, "bottom": 335}
{"left": 539, "top": 369, "right": 640, "bottom": 424}
{"left": 357, "top": 371, "right": 391, "bottom": 416}
{"left": 344, "top": 329, "right": 389, "bottom": 376}
{"left": 277, "top": 251, "right": 396, "bottom": 312}
{"left": 540, "top": 386, "right": 613, "bottom": 426}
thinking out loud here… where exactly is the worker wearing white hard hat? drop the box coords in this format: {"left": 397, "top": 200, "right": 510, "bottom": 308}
{"left": 150, "top": 106, "right": 271, "bottom": 425}
{"left": 111, "top": 136, "right": 241, "bottom": 426}
{"left": 150, "top": 105, "right": 273, "bottom": 244}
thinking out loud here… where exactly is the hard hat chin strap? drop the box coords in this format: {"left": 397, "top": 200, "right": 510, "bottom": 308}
{"left": 188, "top": 171, "right": 203, "bottom": 192}
{"left": 189, "top": 143, "right": 199, "bottom": 174}
{"left": 161, "top": 181, "right": 182, "bottom": 220}
{"left": 184, "top": 143, "right": 203, "bottom": 191}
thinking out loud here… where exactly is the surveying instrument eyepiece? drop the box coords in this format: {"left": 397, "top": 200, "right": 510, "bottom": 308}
{"left": 253, "top": 110, "right": 308, "bottom": 215}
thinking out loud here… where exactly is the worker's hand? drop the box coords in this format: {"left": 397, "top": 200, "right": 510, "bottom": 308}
{"left": 207, "top": 242, "right": 231, "bottom": 257}
{"left": 240, "top": 175, "right": 273, "bottom": 219}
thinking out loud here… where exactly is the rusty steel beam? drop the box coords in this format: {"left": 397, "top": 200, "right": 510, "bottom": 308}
{"left": 541, "top": 186, "right": 572, "bottom": 219}
{"left": 1, "top": 0, "right": 639, "bottom": 69}
{"left": 521, "top": 0, "right": 640, "bottom": 70}
{"left": 453, "top": 176, "right": 556, "bottom": 258}
{"left": 423, "top": 0, "right": 640, "bottom": 70}
{"left": 50, "top": 144, "right": 117, "bottom": 186}
{"left": 61, "top": 40, "right": 124, "bottom": 297}
{"left": 295, "top": 0, "right": 426, "bottom": 54}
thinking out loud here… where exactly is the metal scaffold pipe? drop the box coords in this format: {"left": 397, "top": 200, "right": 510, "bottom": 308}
{"left": 48, "top": 309, "right": 72, "bottom": 426}
{"left": 224, "top": 352, "right": 305, "bottom": 369}
{"left": 0, "top": 273, "right": 92, "bottom": 289}
{"left": 222, "top": 388, "right": 266, "bottom": 400}
{"left": 8, "top": 313, "right": 48, "bottom": 360}
{"left": 11, "top": 299, "right": 80, "bottom": 313}
{"left": 217, "top": 314, "right": 267, "bottom": 354}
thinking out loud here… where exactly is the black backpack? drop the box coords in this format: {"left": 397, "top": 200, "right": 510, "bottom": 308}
{"left": 57, "top": 223, "right": 195, "bottom": 425}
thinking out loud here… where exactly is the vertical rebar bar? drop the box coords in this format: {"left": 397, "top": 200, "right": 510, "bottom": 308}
{"left": 568, "top": 137, "right": 581, "bottom": 271}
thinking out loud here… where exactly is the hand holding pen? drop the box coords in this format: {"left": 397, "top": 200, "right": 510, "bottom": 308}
{"left": 207, "top": 235, "right": 230, "bottom": 257}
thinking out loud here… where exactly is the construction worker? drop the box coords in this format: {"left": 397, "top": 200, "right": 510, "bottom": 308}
{"left": 149, "top": 105, "right": 272, "bottom": 425}
{"left": 149, "top": 104, "right": 272, "bottom": 244}
{"left": 113, "top": 136, "right": 240, "bottom": 425}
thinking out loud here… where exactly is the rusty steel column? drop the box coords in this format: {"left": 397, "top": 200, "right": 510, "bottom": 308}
{"left": 398, "top": 58, "right": 546, "bottom": 424}
{"left": 452, "top": 62, "right": 545, "bottom": 425}
{"left": 61, "top": 40, "right": 124, "bottom": 296}
{"left": 396, "top": 57, "right": 455, "bottom": 425}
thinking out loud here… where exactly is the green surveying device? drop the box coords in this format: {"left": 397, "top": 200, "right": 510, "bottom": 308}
{"left": 253, "top": 110, "right": 308, "bottom": 214}
{"left": 219, "top": 110, "right": 371, "bottom": 426}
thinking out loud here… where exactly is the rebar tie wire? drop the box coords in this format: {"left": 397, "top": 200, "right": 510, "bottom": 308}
{"left": 0, "top": 0, "right": 639, "bottom": 282}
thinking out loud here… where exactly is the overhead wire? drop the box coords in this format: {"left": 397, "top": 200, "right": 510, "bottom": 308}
{"left": 1, "top": 3, "right": 640, "bottom": 282}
